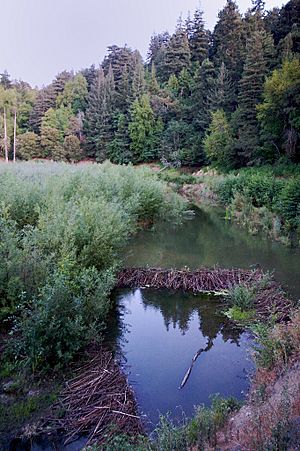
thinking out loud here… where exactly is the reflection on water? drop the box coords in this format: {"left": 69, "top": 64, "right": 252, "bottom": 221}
{"left": 125, "top": 207, "right": 300, "bottom": 299}
{"left": 112, "top": 288, "right": 253, "bottom": 428}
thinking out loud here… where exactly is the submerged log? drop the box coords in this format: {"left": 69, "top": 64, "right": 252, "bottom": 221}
{"left": 179, "top": 339, "right": 214, "bottom": 389}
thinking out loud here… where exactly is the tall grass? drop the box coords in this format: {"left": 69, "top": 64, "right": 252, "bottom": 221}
{"left": 0, "top": 161, "right": 186, "bottom": 371}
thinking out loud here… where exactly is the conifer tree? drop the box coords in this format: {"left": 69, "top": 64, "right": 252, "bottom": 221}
{"left": 0, "top": 71, "right": 12, "bottom": 89}
{"left": 29, "top": 85, "right": 56, "bottom": 133}
{"left": 212, "top": 0, "right": 245, "bottom": 103}
{"left": 185, "top": 12, "right": 193, "bottom": 41}
{"left": 236, "top": 29, "right": 268, "bottom": 163}
{"left": 244, "top": 2, "right": 276, "bottom": 71}
{"left": 81, "top": 65, "right": 97, "bottom": 91}
{"left": 209, "top": 62, "right": 235, "bottom": 113}
{"left": 129, "top": 94, "right": 162, "bottom": 162}
{"left": 132, "top": 58, "right": 146, "bottom": 100}
{"left": 148, "top": 63, "right": 160, "bottom": 95}
{"left": 189, "top": 8, "right": 209, "bottom": 64}
{"left": 147, "top": 32, "right": 170, "bottom": 82}
{"left": 51, "top": 71, "right": 72, "bottom": 97}
{"left": 116, "top": 65, "right": 131, "bottom": 113}
{"left": 102, "top": 45, "right": 136, "bottom": 88}
{"left": 84, "top": 68, "right": 115, "bottom": 161}
{"left": 203, "top": 109, "right": 234, "bottom": 169}
{"left": 192, "top": 59, "right": 215, "bottom": 134}
{"left": 164, "top": 19, "right": 191, "bottom": 79}
{"left": 108, "top": 113, "right": 132, "bottom": 164}
{"left": 56, "top": 74, "right": 88, "bottom": 114}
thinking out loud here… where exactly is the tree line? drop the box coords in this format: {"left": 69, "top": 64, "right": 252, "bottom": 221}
{"left": 1, "top": 0, "right": 299, "bottom": 169}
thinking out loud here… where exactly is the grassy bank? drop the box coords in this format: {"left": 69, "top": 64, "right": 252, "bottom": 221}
{"left": 0, "top": 161, "right": 186, "bottom": 443}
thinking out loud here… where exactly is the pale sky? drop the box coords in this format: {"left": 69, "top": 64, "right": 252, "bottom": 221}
{"left": 0, "top": 0, "right": 285, "bottom": 87}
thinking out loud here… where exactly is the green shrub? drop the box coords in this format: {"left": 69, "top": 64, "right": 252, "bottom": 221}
{"left": 224, "top": 306, "right": 256, "bottom": 324}
{"left": 0, "top": 161, "right": 186, "bottom": 371}
{"left": 153, "top": 396, "right": 241, "bottom": 450}
{"left": 11, "top": 267, "right": 115, "bottom": 372}
{"left": 252, "top": 311, "right": 300, "bottom": 370}
{"left": 227, "top": 285, "right": 255, "bottom": 311}
{"left": 277, "top": 177, "right": 300, "bottom": 228}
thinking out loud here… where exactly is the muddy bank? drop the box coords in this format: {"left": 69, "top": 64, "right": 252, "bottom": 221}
{"left": 208, "top": 363, "right": 300, "bottom": 450}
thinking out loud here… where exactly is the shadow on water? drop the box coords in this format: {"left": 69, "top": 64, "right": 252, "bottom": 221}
{"left": 125, "top": 207, "right": 300, "bottom": 299}
{"left": 110, "top": 288, "right": 254, "bottom": 429}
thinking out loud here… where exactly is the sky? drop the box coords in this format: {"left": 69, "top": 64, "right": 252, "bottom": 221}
{"left": 0, "top": 0, "right": 285, "bottom": 87}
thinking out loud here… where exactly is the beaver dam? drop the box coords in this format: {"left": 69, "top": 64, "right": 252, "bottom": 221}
{"left": 39, "top": 265, "right": 294, "bottom": 446}
{"left": 117, "top": 267, "right": 294, "bottom": 320}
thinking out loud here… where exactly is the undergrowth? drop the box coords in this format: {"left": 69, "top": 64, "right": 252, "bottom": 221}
{"left": 0, "top": 161, "right": 186, "bottom": 372}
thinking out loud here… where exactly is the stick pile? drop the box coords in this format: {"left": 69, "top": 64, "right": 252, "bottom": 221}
{"left": 117, "top": 267, "right": 262, "bottom": 293}
{"left": 117, "top": 267, "right": 294, "bottom": 320}
{"left": 41, "top": 349, "right": 143, "bottom": 446}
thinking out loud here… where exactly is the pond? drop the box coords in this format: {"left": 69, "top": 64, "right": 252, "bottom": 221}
{"left": 111, "top": 288, "right": 253, "bottom": 429}
{"left": 111, "top": 206, "right": 300, "bottom": 427}
{"left": 125, "top": 207, "right": 300, "bottom": 299}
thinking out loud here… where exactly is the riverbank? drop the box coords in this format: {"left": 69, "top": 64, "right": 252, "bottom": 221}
{"left": 158, "top": 164, "right": 300, "bottom": 248}
{"left": 1, "top": 161, "right": 299, "bottom": 450}
{"left": 0, "top": 161, "right": 186, "bottom": 449}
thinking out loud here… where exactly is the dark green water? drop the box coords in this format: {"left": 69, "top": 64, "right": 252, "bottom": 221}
{"left": 112, "top": 207, "right": 300, "bottom": 427}
{"left": 125, "top": 207, "right": 300, "bottom": 299}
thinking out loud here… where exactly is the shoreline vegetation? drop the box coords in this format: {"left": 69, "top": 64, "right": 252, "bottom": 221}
{"left": 0, "top": 161, "right": 186, "bottom": 447}
{"left": 0, "top": 0, "right": 299, "bottom": 447}
{"left": 157, "top": 164, "right": 300, "bottom": 248}
{"left": 0, "top": 161, "right": 299, "bottom": 450}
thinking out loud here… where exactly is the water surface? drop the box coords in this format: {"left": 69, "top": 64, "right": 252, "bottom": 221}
{"left": 125, "top": 207, "right": 300, "bottom": 298}
{"left": 112, "top": 288, "right": 253, "bottom": 428}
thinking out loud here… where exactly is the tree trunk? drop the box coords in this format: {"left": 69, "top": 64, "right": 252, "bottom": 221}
{"left": 13, "top": 109, "right": 17, "bottom": 162}
{"left": 4, "top": 107, "right": 8, "bottom": 163}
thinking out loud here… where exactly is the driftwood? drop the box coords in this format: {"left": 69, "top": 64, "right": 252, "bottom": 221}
{"left": 179, "top": 339, "right": 214, "bottom": 389}
{"left": 40, "top": 349, "right": 143, "bottom": 446}
{"left": 117, "top": 267, "right": 294, "bottom": 321}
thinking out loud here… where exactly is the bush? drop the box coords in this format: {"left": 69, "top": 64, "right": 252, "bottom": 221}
{"left": 277, "top": 177, "right": 300, "bottom": 228}
{"left": 17, "top": 132, "right": 40, "bottom": 160}
{"left": 154, "top": 395, "right": 241, "bottom": 450}
{"left": 0, "top": 161, "right": 186, "bottom": 371}
{"left": 214, "top": 166, "right": 300, "bottom": 244}
{"left": 227, "top": 285, "right": 255, "bottom": 311}
{"left": 252, "top": 311, "right": 300, "bottom": 370}
{"left": 12, "top": 268, "right": 115, "bottom": 372}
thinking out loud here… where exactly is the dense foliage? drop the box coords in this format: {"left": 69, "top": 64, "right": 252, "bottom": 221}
{"left": 0, "top": 162, "right": 185, "bottom": 371}
{"left": 0, "top": 1, "right": 299, "bottom": 168}
{"left": 214, "top": 165, "right": 300, "bottom": 242}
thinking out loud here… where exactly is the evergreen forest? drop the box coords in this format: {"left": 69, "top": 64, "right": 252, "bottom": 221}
{"left": 1, "top": 1, "right": 300, "bottom": 449}
{"left": 1, "top": 0, "right": 299, "bottom": 169}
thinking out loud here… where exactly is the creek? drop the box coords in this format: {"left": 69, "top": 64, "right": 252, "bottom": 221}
{"left": 109, "top": 206, "right": 300, "bottom": 428}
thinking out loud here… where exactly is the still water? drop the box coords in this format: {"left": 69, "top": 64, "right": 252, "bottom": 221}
{"left": 111, "top": 206, "right": 300, "bottom": 426}
{"left": 112, "top": 288, "right": 253, "bottom": 428}
{"left": 125, "top": 207, "right": 300, "bottom": 299}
